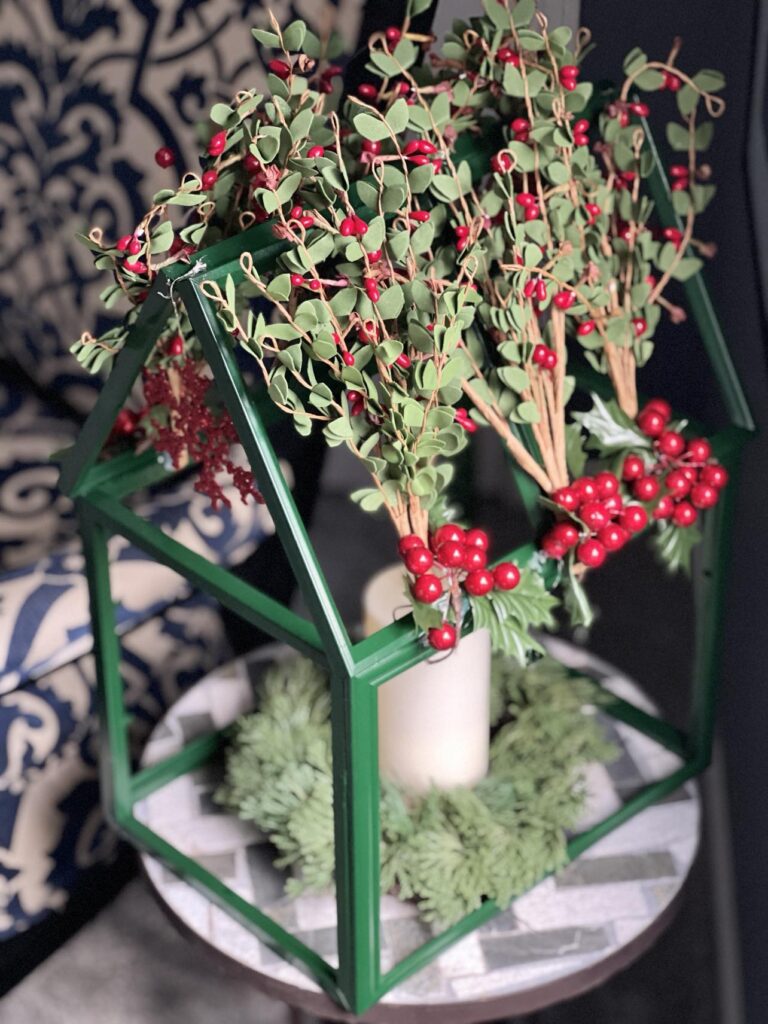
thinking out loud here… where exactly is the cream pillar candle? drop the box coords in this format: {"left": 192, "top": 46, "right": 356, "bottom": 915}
{"left": 362, "top": 564, "right": 491, "bottom": 794}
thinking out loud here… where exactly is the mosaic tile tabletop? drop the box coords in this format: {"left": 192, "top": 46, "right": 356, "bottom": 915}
{"left": 136, "top": 639, "right": 700, "bottom": 1010}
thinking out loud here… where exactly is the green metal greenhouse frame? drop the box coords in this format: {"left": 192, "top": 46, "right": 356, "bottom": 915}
{"left": 58, "top": 123, "right": 754, "bottom": 1014}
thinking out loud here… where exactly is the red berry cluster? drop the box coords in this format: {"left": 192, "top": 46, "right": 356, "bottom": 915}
{"left": 399, "top": 525, "right": 521, "bottom": 650}
{"left": 627, "top": 398, "right": 728, "bottom": 527}
{"left": 542, "top": 472, "right": 648, "bottom": 568}
{"left": 142, "top": 357, "right": 263, "bottom": 510}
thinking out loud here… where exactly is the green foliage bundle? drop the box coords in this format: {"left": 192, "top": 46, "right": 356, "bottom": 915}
{"left": 215, "top": 654, "right": 615, "bottom": 925}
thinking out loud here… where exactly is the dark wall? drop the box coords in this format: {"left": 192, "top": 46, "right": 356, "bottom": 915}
{"left": 582, "top": 2, "right": 768, "bottom": 1018}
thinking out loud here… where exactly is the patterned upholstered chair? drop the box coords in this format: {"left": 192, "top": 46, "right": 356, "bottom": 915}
{"left": 0, "top": 0, "right": 363, "bottom": 945}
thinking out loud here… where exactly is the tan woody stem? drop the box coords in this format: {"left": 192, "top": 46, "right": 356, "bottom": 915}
{"left": 461, "top": 380, "right": 553, "bottom": 493}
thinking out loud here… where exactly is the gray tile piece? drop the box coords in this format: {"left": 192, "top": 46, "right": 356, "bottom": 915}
{"left": 480, "top": 926, "right": 611, "bottom": 968}
{"left": 382, "top": 916, "right": 433, "bottom": 961}
{"left": 555, "top": 852, "right": 678, "bottom": 887}
{"left": 177, "top": 712, "right": 215, "bottom": 743}
{"left": 196, "top": 852, "right": 237, "bottom": 880}
{"left": 245, "top": 844, "right": 288, "bottom": 903}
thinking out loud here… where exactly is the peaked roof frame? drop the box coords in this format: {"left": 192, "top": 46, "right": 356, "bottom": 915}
{"left": 60, "top": 116, "right": 755, "bottom": 1014}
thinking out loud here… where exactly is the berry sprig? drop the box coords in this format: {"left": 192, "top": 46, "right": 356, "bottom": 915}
{"left": 627, "top": 397, "right": 728, "bottom": 530}
{"left": 541, "top": 471, "right": 648, "bottom": 569}
{"left": 399, "top": 524, "right": 521, "bottom": 651}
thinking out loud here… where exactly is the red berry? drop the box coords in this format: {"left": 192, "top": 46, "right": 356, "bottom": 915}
{"left": 127, "top": 236, "right": 143, "bottom": 256}
{"left": 358, "top": 83, "right": 378, "bottom": 100}
{"left": 553, "top": 290, "right": 575, "bottom": 310}
{"left": 670, "top": 164, "right": 689, "bottom": 178}
{"left": 340, "top": 216, "right": 355, "bottom": 236}
{"left": 307, "top": 145, "right": 324, "bottom": 158}
{"left": 405, "top": 546, "right": 434, "bottom": 575}
{"left": 497, "top": 47, "right": 521, "bottom": 66}
{"left": 428, "top": 623, "right": 457, "bottom": 651}
{"left": 665, "top": 469, "right": 691, "bottom": 498}
{"left": 637, "top": 409, "right": 666, "bottom": 438}
{"left": 464, "top": 569, "right": 494, "bottom": 596}
{"left": 552, "top": 522, "right": 580, "bottom": 549}
{"left": 580, "top": 502, "right": 609, "bottom": 532}
{"left": 268, "top": 59, "right": 291, "bottom": 79}
{"left": 167, "top": 335, "right": 184, "bottom": 357}
{"left": 633, "top": 475, "right": 661, "bottom": 502}
{"left": 574, "top": 477, "right": 598, "bottom": 503}
{"left": 409, "top": 209, "right": 430, "bottom": 223}
{"left": 116, "top": 234, "right": 132, "bottom": 252}
{"left": 577, "top": 320, "right": 595, "bottom": 336}
{"left": 432, "top": 523, "right": 465, "bottom": 549}
{"left": 619, "top": 504, "right": 648, "bottom": 534}
{"left": 208, "top": 131, "right": 226, "bottom": 156}
{"left": 690, "top": 483, "right": 719, "bottom": 509}
{"left": 309, "top": 279, "right": 322, "bottom": 292}
{"left": 515, "top": 192, "right": 537, "bottom": 207}
{"left": 412, "top": 573, "right": 443, "bottom": 603}
{"left": 594, "top": 471, "right": 620, "bottom": 498}
{"left": 154, "top": 146, "right": 175, "bottom": 168}
{"left": 385, "top": 26, "right": 402, "bottom": 45}
{"left": 398, "top": 535, "right": 423, "bottom": 557}
{"left": 686, "top": 438, "right": 712, "bottom": 463}
{"left": 657, "top": 431, "right": 685, "bottom": 457}
{"left": 541, "top": 534, "right": 566, "bottom": 559}
{"left": 201, "top": 169, "right": 218, "bottom": 189}
{"left": 585, "top": 202, "right": 601, "bottom": 221}
{"left": 436, "top": 541, "right": 466, "bottom": 568}
{"left": 493, "top": 562, "right": 521, "bottom": 590}
{"left": 395, "top": 353, "right": 411, "bottom": 369}
{"left": 622, "top": 454, "right": 646, "bottom": 481}
{"left": 342, "top": 352, "right": 355, "bottom": 366}
{"left": 642, "top": 398, "right": 671, "bottom": 422}
{"left": 653, "top": 495, "right": 675, "bottom": 520}
{"left": 290, "top": 274, "right": 304, "bottom": 288}
{"left": 552, "top": 486, "right": 580, "bottom": 512}
{"left": 577, "top": 538, "right": 606, "bottom": 568}
{"left": 573, "top": 132, "right": 589, "bottom": 146}
{"left": 362, "top": 139, "right": 382, "bottom": 155}
{"left": 543, "top": 349, "right": 557, "bottom": 370}
{"left": 465, "top": 528, "right": 490, "bottom": 551}
{"left": 532, "top": 344, "right": 549, "bottom": 366}
{"left": 663, "top": 71, "right": 682, "bottom": 91}
{"left": 602, "top": 493, "right": 624, "bottom": 516}
{"left": 599, "top": 525, "right": 628, "bottom": 552}
{"left": 524, "top": 205, "right": 540, "bottom": 221}
{"left": 113, "top": 409, "right": 137, "bottom": 435}
{"left": 491, "top": 152, "right": 513, "bottom": 174}
{"left": 574, "top": 119, "right": 590, "bottom": 133}
{"left": 632, "top": 317, "right": 647, "bottom": 336}
{"left": 672, "top": 501, "right": 697, "bottom": 527}
{"left": 463, "top": 547, "right": 488, "bottom": 571}
{"left": 700, "top": 463, "right": 728, "bottom": 489}
{"left": 510, "top": 117, "right": 531, "bottom": 133}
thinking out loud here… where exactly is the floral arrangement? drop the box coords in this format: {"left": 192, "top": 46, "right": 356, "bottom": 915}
{"left": 73, "top": 0, "right": 730, "bottom": 653}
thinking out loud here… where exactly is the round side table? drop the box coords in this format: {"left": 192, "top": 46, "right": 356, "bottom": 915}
{"left": 136, "top": 640, "right": 700, "bottom": 1023}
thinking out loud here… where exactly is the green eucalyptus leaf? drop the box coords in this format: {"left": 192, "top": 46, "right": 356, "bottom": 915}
{"left": 354, "top": 112, "right": 390, "bottom": 142}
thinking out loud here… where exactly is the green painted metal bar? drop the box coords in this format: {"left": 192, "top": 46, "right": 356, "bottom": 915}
{"left": 643, "top": 114, "right": 755, "bottom": 433}
{"left": 379, "top": 901, "right": 500, "bottom": 996}
{"left": 181, "top": 279, "right": 356, "bottom": 679}
{"left": 329, "top": 672, "right": 382, "bottom": 1013}
{"left": 84, "top": 492, "right": 326, "bottom": 661}
{"left": 59, "top": 286, "right": 173, "bottom": 497}
{"left": 130, "top": 729, "right": 227, "bottom": 803}
{"left": 77, "top": 504, "right": 133, "bottom": 822}
{"left": 566, "top": 760, "right": 698, "bottom": 859}
{"left": 594, "top": 687, "right": 689, "bottom": 760}
{"left": 686, "top": 443, "right": 743, "bottom": 768}
{"left": 120, "top": 813, "right": 343, "bottom": 1001}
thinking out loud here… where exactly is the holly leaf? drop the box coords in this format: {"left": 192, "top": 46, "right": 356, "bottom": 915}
{"left": 652, "top": 521, "right": 703, "bottom": 575}
{"left": 572, "top": 393, "right": 651, "bottom": 456}
{"left": 469, "top": 569, "right": 558, "bottom": 665}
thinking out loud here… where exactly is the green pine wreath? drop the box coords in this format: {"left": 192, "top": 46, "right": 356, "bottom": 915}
{"left": 216, "top": 654, "right": 616, "bottom": 925}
